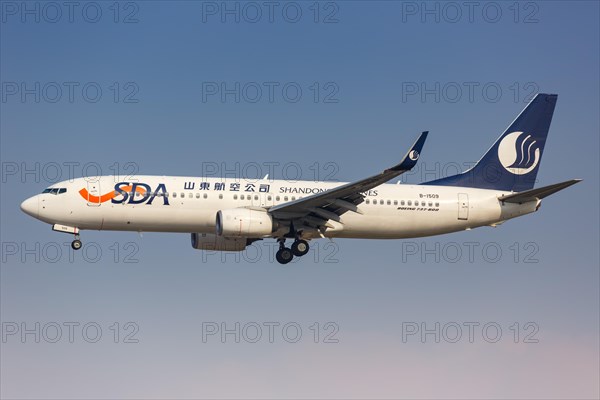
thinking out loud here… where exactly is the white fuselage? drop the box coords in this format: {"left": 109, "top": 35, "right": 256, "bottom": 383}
{"left": 21, "top": 175, "right": 539, "bottom": 240}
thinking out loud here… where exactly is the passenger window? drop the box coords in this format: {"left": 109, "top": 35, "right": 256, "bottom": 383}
{"left": 380, "top": 200, "right": 384, "bottom": 205}
{"left": 428, "top": 202, "right": 432, "bottom": 207}
{"left": 173, "top": 193, "right": 177, "bottom": 198}
{"left": 292, "top": 196, "right": 296, "bottom": 201}
{"left": 219, "top": 194, "right": 223, "bottom": 199}
{"left": 435, "top": 202, "right": 439, "bottom": 207}
{"left": 284, "top": 196, "right": 288, "bottom": 201}
{"left": 240, "top": 195, "right": 245, "bottom": 200}
{"left": 254, "top": 195, "right": 258, "bottom": 200}
{"left": 189, "top": 193, "right": 193, "bottom": 199}
{"left": 393, "top": 200, "right": 397, "bottom": 205}
{"left": 387, "top": 200, "right": 391, "bottom": 205}
{"left": 401, "top": 200, "right": 405, "bottom": 206}
{"left": 366, "top": 199, "right": 370, "bottom": 204}
{"left": 276, "top": 196, "right": 280, "bottom": 201}
{"left": 181, "top": 193, "right": 184, "bottom": 198}
{"left": 234, "top": 194, "right": 238, "bottom": 200}
{"left": 196, "top": 193, "right": 200, "bottom": 198}
{"left": 267, "top": 196, "right": 272, "bottom": 201}
{"left": 203, "top": 193, "right": 208, "bottom": 199}
{"left": 421, "top": 201, "right": 426, "bottom": 206}
{"left": 407, "top": 200, "right": 412, "bottom": 206}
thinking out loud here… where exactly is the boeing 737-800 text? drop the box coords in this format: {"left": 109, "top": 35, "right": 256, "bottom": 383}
{"left": 20, "top": 93, "right": 581, "bottom": 264}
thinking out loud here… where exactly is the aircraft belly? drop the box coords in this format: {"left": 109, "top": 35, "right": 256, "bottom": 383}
{"left": 86, "top": 205, "right": 215, "bottom": 233}
{"left": 336, "top": 208, "right": 461, "bottom": 239}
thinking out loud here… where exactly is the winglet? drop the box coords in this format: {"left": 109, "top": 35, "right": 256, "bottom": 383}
{"left": 390, "top": 131, "right": 428, "bottom": 171}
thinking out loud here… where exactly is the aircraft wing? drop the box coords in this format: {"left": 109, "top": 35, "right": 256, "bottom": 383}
{"left": 268, "top": 132, "right": 428, "bottom": 231}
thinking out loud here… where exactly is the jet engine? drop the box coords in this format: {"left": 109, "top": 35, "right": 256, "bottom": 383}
{"left": 216, "top": 208, "right": 276, "bottom": 237}
{"left": 190, "top": 233, "right": 249, "bottom": 252}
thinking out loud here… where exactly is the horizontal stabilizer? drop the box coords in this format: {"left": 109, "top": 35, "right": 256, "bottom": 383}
{"left": 498, "top": 179, "right": 582, "bottom": 204}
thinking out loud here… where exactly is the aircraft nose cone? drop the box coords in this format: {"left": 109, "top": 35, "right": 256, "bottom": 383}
{"left": 20, "top": 196, "right": 39, "bottom": 218}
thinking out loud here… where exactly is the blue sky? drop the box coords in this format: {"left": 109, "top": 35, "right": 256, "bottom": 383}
{"left": 1, "top": 1, "right": 599, "bottom": 398}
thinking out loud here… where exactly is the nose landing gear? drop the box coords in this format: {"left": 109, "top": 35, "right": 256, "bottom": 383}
{"left": 51, "top": 224, "right": 83, "bottom": 251}
{"left": 71, "top": 235, "right": 82, "bottom": 250}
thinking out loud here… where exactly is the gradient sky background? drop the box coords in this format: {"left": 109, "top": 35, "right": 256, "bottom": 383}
{"left": 1, "top": 1, "right": 598, "bottom": 399}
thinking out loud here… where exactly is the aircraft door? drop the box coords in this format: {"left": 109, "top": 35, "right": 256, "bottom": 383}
{"left": 457, "top": 193, "right": 469, "bottom": 220}
{"left": 86, "top": 180, "right": 102, "bottom": 207}
{"left": 252, "top": 191, "right": 274, "bottom": 208}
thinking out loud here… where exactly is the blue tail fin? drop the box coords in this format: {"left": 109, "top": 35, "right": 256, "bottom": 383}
{"left": 422, "top": 93, "right": 558, "bottom": 192}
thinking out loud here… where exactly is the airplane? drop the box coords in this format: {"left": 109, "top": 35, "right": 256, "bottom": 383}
{"left": 20, "top": 93, "right": 581, "bottom": 264}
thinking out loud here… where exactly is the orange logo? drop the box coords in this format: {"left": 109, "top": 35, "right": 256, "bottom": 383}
{"left": 79, "top": 184, "right": 147, "bottom": 203}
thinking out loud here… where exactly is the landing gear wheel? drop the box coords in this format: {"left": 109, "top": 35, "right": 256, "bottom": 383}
{"left": 291, "top": 240, "right": 310, "bottom": 257}
{"left": 276, "top": 248, "right": 294, "bottom": 264}
{"left": 71, "top": 239, "right": 82, "bottom": 250}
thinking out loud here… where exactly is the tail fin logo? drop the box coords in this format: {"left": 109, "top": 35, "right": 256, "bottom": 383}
{"left": 409, "top": 150, "right": 420, "bottom": 161}
{"left": 497, "top": 131, "right": 540, "bottom": 175}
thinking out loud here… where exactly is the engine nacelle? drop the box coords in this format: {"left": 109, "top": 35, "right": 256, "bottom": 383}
{"left": 191, "top": 233, "right": 248, "bottom": 252}
{"left": 216, "top": 208, "right": 276, "bottom": 237}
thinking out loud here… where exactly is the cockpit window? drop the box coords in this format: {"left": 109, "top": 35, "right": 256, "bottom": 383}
{"left": 42, "top": 188, "right": 67, "bottom": 195}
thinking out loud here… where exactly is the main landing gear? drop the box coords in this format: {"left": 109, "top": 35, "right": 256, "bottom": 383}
{"left": 275, "top": 238, "right": 310, "bottom": 264}
{"left": 291, "top": 239, "right": 309, "bottom": 257}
